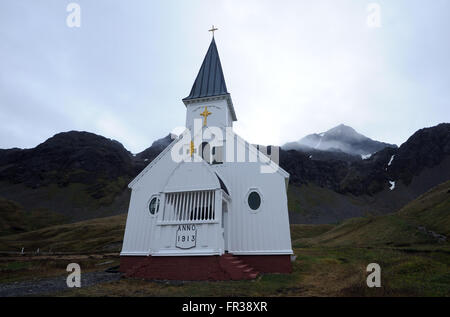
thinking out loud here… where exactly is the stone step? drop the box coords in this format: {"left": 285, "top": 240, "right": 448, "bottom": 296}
{"left": 236, "top": 264, "right": 249, "bottom": 269}
{"left": 220, "top": 254, "right": 259, "bottom": 280}
{"left": 247, "top": 272, "right": 259, "bottom": 279}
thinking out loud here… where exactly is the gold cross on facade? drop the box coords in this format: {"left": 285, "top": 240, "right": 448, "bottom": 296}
{"left": 190, "top": 140, "right": 195, "bottom": 157}
{"left": 208, "top": 25, "right": 218, "bottom": 37}
{"left": 200, "top": 106, "right": 212, "bottom": 126}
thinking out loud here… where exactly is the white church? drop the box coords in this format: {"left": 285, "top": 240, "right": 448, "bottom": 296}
{"left": 120, "top": 35, "right": 293, "bottom": 280}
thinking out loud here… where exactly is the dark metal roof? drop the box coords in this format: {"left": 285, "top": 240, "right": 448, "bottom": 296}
{"left": 183, "top": 38, "right": 229, "bottom": 101}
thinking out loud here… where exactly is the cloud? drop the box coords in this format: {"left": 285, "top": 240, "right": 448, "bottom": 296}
{"left": 0, "top": 0, "right": 449, "bottom": 152}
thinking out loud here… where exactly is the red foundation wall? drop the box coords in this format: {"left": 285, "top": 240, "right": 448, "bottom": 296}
{"left": 236, "top": 255, "right": 292, "bottom": 273}
{"left": 120, "top": 255, "right": 229, "bottom": 280}
{"left": 120, "top": 254, "right": 292, "bottom": 280}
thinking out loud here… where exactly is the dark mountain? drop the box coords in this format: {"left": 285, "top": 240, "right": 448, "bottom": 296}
{"left": 135, "top": 134, "right": 174, "bottom": 161}
{"left": 281, "top": 123, "right": 450, "bottom": 197}
{"left": 339, "top": 123, "right": 450, "bottom": 196}
{"left": 279, "top": 149, "right": 350, "bottom": 191}
{"left": 0, "top": 131, "right": 135, "bottom": 225}
{"left": 388, "top": 123, "right": 450, "bottom": 185}
{"left": 0, "top": 123, "right": 448, "bottom": 229}
{"left": 0, "top": 131, "right": 175, "bottom": 227}
{"left": 132, "top": 134, "right": 175, "bottom": 172}
{"left": 283, "top": 124, "right": 397, "bottom": 156}
{"left": 0, "top": 131, "right": 134, "bottom": 188}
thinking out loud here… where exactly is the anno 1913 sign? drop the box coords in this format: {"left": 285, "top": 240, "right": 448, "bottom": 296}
{"left": 176, "top": 224, "right": 197, "bottom": 249}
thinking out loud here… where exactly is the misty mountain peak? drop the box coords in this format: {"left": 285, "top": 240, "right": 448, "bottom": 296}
{"left": 327, "top": 124, "right": 359, "bottom": 137}
{"left": 322, "top": 124, "right": 366, "bottom": 142}
{"left": 283, "top": 124, "right": 397, "bottom": 156}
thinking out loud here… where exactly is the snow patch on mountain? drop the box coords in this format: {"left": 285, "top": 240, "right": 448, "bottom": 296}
{"left": 314, "top": 137, "right": 322, "bottom": 149}
{"left": 389, "top": 181, "right": 396, "bottom": 190}
{"left": 388, "top": 155, "right": 395, "bottom": 166}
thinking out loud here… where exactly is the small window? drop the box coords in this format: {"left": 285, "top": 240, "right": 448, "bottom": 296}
{"left": 148, "top": 196, "right": 160, "bottom": 215}
{"left": 212, "top": 146, "right": 223, "bottom": 164}
{"left": 247, "top": 191, "right": 261, "bottom": 211}
{"left": 200, "top": 142, "right": 224, "bottom": 164}
{"left": 200, "top": 142, "right": 211, "bottom": 163}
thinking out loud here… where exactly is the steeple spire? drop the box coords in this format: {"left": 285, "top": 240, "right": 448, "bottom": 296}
{"left": 183, "top": 37, "right": 229, "bottom": 101}
{"left": 183, "top": 35, "right": 237, "bottom": 123}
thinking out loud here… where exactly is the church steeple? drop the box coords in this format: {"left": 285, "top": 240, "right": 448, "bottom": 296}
{"left": 183, "top": 38, "right": 229, "bottom": 101}
{"left": 183, "top": 36, "right": 237, "bottom": 123}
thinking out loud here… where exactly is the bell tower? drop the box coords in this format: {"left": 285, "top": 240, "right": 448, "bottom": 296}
{"left": 182, "top": 36, "right": 237, "bottom": 132}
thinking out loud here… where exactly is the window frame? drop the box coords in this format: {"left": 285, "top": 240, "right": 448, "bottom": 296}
{"left": 245, "top": 188, "right": 263, "bottom": 213}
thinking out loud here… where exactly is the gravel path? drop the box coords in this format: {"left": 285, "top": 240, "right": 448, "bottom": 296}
{"left": 0, "top": 271, "right": 122, "bottom": 297}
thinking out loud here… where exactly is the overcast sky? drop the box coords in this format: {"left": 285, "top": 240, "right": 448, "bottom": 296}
{"left": 1, "top": 0, "right": 449, "bottom": 153}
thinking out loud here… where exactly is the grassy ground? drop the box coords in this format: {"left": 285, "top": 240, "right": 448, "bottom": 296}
{"left": 52, "top": 244, "right": 449, "bottom": 297}
{"left": 0, "top": 214, "right": 126, "bottom": 253}
{"left": 0, "top": 254, "right": 119, "bottom": 284}
{"left": 295, "top": 181, "right": 450, "bottom": 248}
{"left": 0, "top": 197, "right": 66, "bottom": 236}
{"left": 287, "top": 183, "right": 384, "bottom": 224}
{"left": 0, "top": 181, "right": 448, "bottom": 296}
{"left": 0, "top": 179, "right": 130, "bottom": 228}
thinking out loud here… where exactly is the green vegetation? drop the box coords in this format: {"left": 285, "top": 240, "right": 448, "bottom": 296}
{"left": 0, "top": 176, "right": 130, "bottom": 235}
{"left": 0, "top": 181, "right": 449, "bottom": 296}
{"left": 292, "top": 181, "right": 450, "bottom": 248}
{"left": 0, "top": 197, "right": 66, "bottom": 236}
{"left": 398, "top": 180, "right": 450, "bottom": 236}
{"left": 46, "top": 176, "right": 129, "bottom": 209}
{"left": 87, "top": 176, "right": 129, "bottom": 206}
{"left": 287, "top": 183, "right": 378, "bottom": 222}
{"left": 0, "top": 255, "right": 119, "bottom": 284}
{"left": 56, "top": 243, "right": 449, "bottom": 297}
{"left": 0, "top": 214, "right": 126, "bottom": 253}
{"left": 288, "top": 184, "right": 338, "bottom": 215}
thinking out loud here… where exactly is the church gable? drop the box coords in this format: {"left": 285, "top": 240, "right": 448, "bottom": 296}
{"left": 225, "top": 129, "right": 290, "bottom": 179}
{"left": 128, "top": 130, "right": 187, "bottom": 189}
{"left": 163, "top": 160, "right": 220, "bottom": 193}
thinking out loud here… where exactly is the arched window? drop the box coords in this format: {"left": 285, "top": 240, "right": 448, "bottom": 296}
{"left": 200, "top": 142, "right": 211, "bottom": 163}
{"left": 201, "top": 142, "right": 223, "bottom": 164}
{"left": 212, "top": 146, "right": 223, "bottom": 164}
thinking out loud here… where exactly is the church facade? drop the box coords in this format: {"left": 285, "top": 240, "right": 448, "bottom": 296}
{"left": 120, "top": 37, "right": 293, "bottom": 280}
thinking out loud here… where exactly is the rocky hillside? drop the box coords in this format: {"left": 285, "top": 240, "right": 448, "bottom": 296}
{"left": 281, "top": 123, "right": 450, "bottom": 196}
{"left": 290, "top": 180, "right": 449, "bottom": 251}
{"left": 0, "top": 131, "right": 134, "bottom": 188}
{"left": 281, "top": 123, "right": 450, "bottom": 224}
{"left": 0, "top": 123, "right": 448, "bottom": 229}
{"left": 388, "top": 123, "right": 450, "bottom": 185}
{"left": 0, "top": 131, "right": 177, "bottom": 229}
{"left": 132, "top": 134, "right": 174, "bottom": 172}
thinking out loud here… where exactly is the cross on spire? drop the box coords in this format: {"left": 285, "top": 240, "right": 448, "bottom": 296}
{"left": 208, "top": 25, "right": 218, "bottom": 37}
